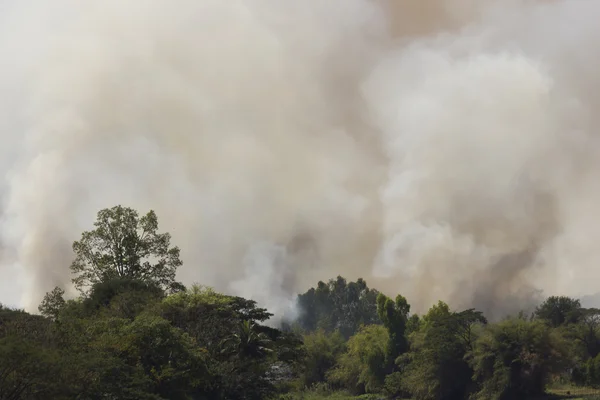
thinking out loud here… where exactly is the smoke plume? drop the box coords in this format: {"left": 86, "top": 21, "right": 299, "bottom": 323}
{"left": 1, "top": 0, "right": 600, "bottom": 320}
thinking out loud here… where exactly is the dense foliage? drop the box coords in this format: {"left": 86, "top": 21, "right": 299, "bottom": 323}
{"left": 292, "top": 285, "right": 600, "bottom": 399}
{"left": 1, "top": 206, "right": 600, "bottom": 399}
{"left": 295, "top": 276, "right": 381, "bottom": 339}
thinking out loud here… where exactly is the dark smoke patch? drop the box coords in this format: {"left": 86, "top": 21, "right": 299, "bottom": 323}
{"left": 466, "top": 249, "right": 544, "bottom": 320}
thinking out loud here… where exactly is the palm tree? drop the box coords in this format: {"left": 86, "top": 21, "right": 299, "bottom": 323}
{"left": 221, "top": 320, "right": 273, "bottom": 359}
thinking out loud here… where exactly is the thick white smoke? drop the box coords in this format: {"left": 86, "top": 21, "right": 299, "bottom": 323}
{"left": 230, "top": 242, "right": 300, "bottom": 325}
{"left": 1, "top": 0, "right": 600, "bottom": 320}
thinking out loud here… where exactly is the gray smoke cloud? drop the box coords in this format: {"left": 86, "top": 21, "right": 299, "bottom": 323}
{"left": 0, "top": 0, "right": 599, "bottom": 320}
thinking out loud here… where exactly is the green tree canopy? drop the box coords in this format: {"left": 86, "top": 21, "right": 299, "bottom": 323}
{"left": 534, "top": 296, "right": 582, "bottom": 328}
{"left": 38, "top": 287, "right": 66, "bottom": 321}
{"left": 471, "top": 317, "right": 569, "bottom": 400}
{"left": 296, "top": 276, "right": 381, "bottom": 338}
{"left": 70, "top": 206, "right": 183, "bottom": 294}
{"left": 377, "top": 293, "right": 410, "bottom": 363}
{"left": 566, "top": 307, "right": 600, "bottom": 361}
{"left": 327, "top": 324, "right": 389, "bottom": 394}
{"left": 299, "top": 330, "right": 346, "bottom": 388}
{"left": 399, "top": 302, "right": 486, "bottom": 400}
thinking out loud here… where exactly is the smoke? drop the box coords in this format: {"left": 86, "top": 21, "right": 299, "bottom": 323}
{"left": 230, "top": 242, "right": 298, "bottom": 326}
{"left": 1, "top": 0, "right": 600, "bottom": 320}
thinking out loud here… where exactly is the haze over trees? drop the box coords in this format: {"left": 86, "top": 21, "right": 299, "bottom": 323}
{"left": 1, "top": 206, "right": 600, "bottom": 399}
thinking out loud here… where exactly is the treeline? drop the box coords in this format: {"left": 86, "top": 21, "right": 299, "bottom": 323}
{"left": 1, "top": 206, "right": 599, "bottom": 400}
{"left": 291, "top": 280, "right": 600, "bottom": 400}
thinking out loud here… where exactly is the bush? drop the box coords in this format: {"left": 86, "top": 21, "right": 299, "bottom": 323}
{"left": 471, "top": 318, "right": 569, "bottom": 400}
{"left": 327, "top": 325, "right": 389, "bottom": 394}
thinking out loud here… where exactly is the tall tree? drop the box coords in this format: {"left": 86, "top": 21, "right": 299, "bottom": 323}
{"left": 377, "top": 293, "right": 410, "bottom": 363}
{"left": 38, "top": 287, "right": 66, "bottom": 321}
{"left": 471, "top": 317, "right": 569, "bottom": 400}
{"left": 70, "top": 206, "right": 182, "bottom": 294}
{"left": 222, "top": 320, "right": 273, "bottom": 359}
{"left": 327, "top": 325, "right": 389, "bottom": 394}
{"left": 299, "top": 330, "right": 346, "bottom": 388}
{"left": 568, "top": 308, "right": 600, "bottom": 360}
{"left": 534, "top": 296, "right": 582, "bottom": 328}
{"left": 399, "top": 302, "right": 486, "bottom": 400}
{"left": 296, "top": 277, "right": 381, "bottom": 338}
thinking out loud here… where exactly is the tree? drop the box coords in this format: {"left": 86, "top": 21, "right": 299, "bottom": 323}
{"left": 471, "top": 317, "right": 569, "bottom": 400}
{"left": 0, "top": 306, "right": 54, "bottom": 345}
{"left": 38, "top": 287, "right": 66, "bottom": 321}
{"left": 295, "top": 277, "right": 382, "bottom": 339}
{"left": 0, "top": 336, "right": 63, "bottom": 400}
{"left": 70, "top": 206, "right": 182, "bottom": 294}
{"left": 584, "top": 353, "right": 600, "bottom": 387}
{"left": 566, "top": 308, "right": 600, "bottom": 362}
{"left": 222, "top": 320, "right": 273, "bottom": 359}
{"left": 299, "top": 330, "right": 346, "bottom": 388}
{"left": 0, "top": 306, "right": 83, "bottom": 399}
{"left": 399, "top": 302, "right": 486, "bottom": 400}
{"left": 81, "top": 278, "right": 165, "bottom": 320}
{"left": 327, "top": 324, "right": 389, "bottom": 394}
{"left": 159, "top": 285, "right": 272, "bottom": 355}
{"left": 377, "top": 293, "right": 410, "bottom": 365}
{"left": 158, "top": 285, "right": 294, "bottom": 400}
{"left": 81, "top": 314, "right": 211, "bottom": 399}
{"left": 534, "top": 296, "right": 582, "bottom": 328}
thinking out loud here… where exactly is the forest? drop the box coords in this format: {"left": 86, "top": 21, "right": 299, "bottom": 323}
{"left": 1, "top": 206, "right": 600, "bottom": 400}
